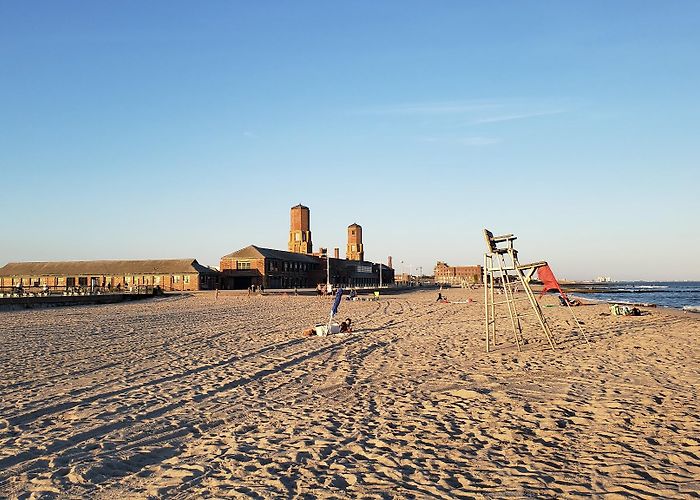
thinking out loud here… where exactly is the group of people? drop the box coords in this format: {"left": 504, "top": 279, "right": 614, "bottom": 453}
{"left": 247, "top": 284, "right": 264, "bottom": 296}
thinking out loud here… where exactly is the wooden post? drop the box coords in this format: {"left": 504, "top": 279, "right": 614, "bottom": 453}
{"left": 484, "top": 253, "right": 490, "bottom": 353}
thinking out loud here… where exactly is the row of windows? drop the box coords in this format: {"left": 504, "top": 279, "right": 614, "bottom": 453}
{"left": 267, "top": 260, "right": 313, "bottom": 272}
{"left": 6, "top": 275, "right": 192, "bottom": 287}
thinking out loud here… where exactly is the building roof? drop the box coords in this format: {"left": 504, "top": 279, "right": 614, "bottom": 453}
{"left": 0, "top": 259, "right": 218, "bottom": 277}
{"left": 291, "top": 204, "right": 309, "bottom": 210}
{"left": 221, "top": 245, "right": 321, "bottom": 264}
{"left": 348, "top": 223, "right": 361, "bottom": 228}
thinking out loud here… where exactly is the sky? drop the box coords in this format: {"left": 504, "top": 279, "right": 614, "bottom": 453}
{"left": 1, "top": 1, "right": 698, "bottom": 280}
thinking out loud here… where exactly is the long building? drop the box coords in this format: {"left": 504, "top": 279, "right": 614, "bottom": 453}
{"left": 0, "top": 259, "right": 219, "bottom": 292}
{"left": 0, "top": 205, "right": 395, "bottom": 293}
{"left": 220, "top": 245, "right": 324, "bottom": 290}
{"left": 434, "top": 261, "right": 482, "bottom": 286}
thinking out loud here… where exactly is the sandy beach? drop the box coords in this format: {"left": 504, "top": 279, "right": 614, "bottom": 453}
{"left": 1, "top": 289, "right": 699, "bottom": 498}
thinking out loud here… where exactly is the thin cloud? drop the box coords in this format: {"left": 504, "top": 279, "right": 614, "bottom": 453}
{"left": 354, "top": 100, "right": 499, "bottom": 116}
{"left": 472, "top": 109, "right": 567, "bottom": 124}
{"left": 419, "top": 136, "right": 502, "bottom": 146}
{"left": 457, "top": 136, "right": 502, "bottom": 146}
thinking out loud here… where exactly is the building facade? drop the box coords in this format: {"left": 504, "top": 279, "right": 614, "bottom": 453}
{"left": 0, "top": 259, "right": 219, "bottom": 292}
{"left": 220, "top": 245, "right": 324, "bottom": 290}
{"left": 434, "top": 261, "right": 483, "bottom": 286}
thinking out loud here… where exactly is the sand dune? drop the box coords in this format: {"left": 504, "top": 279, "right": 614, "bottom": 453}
{"left": 1, "top": 290, "right": 699, "bottom": 498}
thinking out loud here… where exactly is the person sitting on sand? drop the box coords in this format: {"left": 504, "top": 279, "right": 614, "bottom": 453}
{"left": 558, "top": 295, "right": 581, "bottom": 307}
{"left": 340, "top": 318, "right": 352, "bottom": 333}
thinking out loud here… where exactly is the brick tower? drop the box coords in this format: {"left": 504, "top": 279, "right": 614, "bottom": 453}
{"left": 288, "top": 204, "right": 312, "bottom": 254}
{"left": 346, "top": 223, "right": 364, "bottom": 261}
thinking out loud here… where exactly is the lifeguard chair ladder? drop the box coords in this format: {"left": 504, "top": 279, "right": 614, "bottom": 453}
{"left": 483, "top": 229, "right": 556, "bottom": 352}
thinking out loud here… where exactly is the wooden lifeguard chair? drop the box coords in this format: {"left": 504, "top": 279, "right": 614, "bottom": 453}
{"left": 483, "top": 229, "right": 556, "bottom": 352}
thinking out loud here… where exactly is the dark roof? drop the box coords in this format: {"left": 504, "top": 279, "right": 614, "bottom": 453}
{"left": 221, "top": 245, "right": 320, "bottom": 264}
{"left": 292, "top": 204, "right": 308, "bottom": 209}
{"left": 0, "top": 259, "right": 219, "bottom": 276}
{"left": 348, "top": 223, "right": 361, "bottom": 228}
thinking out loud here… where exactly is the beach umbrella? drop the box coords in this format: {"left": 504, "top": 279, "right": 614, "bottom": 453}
{"left": 324, "top": 287, "right": 344, "bottom": 333}
{"left": 331, "top": 287, "right": 343, "bottom": 317}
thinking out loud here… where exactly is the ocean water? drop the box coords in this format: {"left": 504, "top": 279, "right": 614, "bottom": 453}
{"left": 571, "top": 281, "right": 700, "bottom": 310}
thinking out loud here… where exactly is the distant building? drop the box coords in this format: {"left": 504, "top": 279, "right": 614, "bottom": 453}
{"left": 0, "top": 203, "right": 395, "bottom": 294}
{"left": 434, "top": 261, "right": 482, "bottom": 286}
{"left": 288, "top": 204, "right": 312, "bottom": 254}
{"left": 0, "top": 259, "right": 219, "bottom": 292}
{"left": 220, "top": 246, "right": 394, "bottom": 289}
{"left": 220, "top": 205, "right": 393, "bottom": 289}
{"left": 220, "top": 245, "right": 323, "bottom": 290}
{"left": 346, "top": 223, "right": 364, "bottom": 261}
{"left": 394, "top": 272, "right": 413, "bottom": 285}
{"left": 329, "top": 258, "right": 394, "bottom": 288}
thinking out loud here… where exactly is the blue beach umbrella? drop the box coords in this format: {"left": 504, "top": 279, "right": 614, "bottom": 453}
{"left": 331, "top": 288, "right": 344, "bottom": 317}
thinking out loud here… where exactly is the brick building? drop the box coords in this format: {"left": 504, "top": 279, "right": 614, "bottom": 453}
{"left": 434, "top": 261, "right": 482, "bottom": 286}
{"left": 220, "top": 245, "right": 323, "bottom": 290}
{"left": 220, "top": 204, "right": 394, "bottom": 290}
{"left": 288, "top": 204, "right": 312, "bottom": 254}
{"left": 346, "top": 223, "right": 364, "bottom": 261}
{"left": 0, "top": 259, "right": 220, "bottom": 292}
{"left": 219, "top": 245, "right": 394, "bottom": 290}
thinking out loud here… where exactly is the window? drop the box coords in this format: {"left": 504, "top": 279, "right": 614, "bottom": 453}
{"left": 173, "top": 275, "right": 181, "bottom": 283}
{"left": 237, "top": 261, "right": 251, "bottom": 270}
{"left": 183, "top": 275, "right": 191, "bottom": 284}
{"left": 154, "top": 276, "right": 161, "bottom": 285}
{"left": 66, "top": 277, "right": 76, "bottom": 287}
{"left": 295, "top": 233, "right": 301, "bottom": 241}
{"left": 78, "top": 277, "right": 88, "bottom": 286}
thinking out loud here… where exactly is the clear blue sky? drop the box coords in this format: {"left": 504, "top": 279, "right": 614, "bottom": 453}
{"left": 1, "top": 1, "right": 698, "bottom": 280}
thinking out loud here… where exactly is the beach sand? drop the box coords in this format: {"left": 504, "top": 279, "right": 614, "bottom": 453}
{"left": 1, "top": 289, "right": 699, "bottom": 498}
